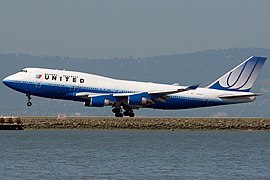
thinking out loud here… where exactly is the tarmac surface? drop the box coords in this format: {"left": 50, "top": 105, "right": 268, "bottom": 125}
{"left": 18, "top": 116, "right": 270, "bottom": 130}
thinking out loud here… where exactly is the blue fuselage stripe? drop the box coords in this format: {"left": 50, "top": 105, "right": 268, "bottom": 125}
{"left": 7, "top": 81, "right": 229, "bottom": 109}
{"left": 5, "top": 81, "right": 224, "bottom": 109}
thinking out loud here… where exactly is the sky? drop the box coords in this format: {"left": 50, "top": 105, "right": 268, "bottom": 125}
{"left": 0, "top": 0, "right": 270, "bottom": 58}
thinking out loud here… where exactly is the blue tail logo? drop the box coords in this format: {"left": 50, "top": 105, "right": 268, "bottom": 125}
{"left": 208, "top": 56, "right": 267, "bottom": 92}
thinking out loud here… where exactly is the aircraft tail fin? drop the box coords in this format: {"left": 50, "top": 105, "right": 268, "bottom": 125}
{"left": 208, "top": 56, "right": 267, "bottom": 92}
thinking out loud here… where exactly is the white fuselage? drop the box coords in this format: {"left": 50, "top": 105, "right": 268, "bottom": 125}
{"left": 3, "top": 68, "right": 256, "bottom": 111}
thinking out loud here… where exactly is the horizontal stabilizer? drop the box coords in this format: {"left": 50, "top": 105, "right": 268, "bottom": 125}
{"left": 219, "top": 93, "right": 262, "bottom": 99}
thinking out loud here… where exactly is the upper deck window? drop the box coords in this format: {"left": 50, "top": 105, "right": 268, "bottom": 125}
{"left": 20, "top": 69, "right": 28, "bottom": 73}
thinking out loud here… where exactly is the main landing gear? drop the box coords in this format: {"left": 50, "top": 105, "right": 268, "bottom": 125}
{"left": 123, "top": 109, "right": 135, "bottom": 117}
{"left": 112, "top": 107, "right": 135, "bottom": 117}
{"left": 26, "top": 94, "right": 32, "bottom": 106}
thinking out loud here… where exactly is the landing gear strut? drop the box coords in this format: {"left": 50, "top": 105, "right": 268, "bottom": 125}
{"left": 26, "top": 94, "right": 32, "bottom": 107}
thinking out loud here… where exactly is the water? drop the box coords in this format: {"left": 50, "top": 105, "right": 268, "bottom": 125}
{"left": 0, "top": 130, "right": 269, "bottom": 179}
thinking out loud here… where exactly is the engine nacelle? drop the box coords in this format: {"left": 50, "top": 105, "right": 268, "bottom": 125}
{"left": 128, "top": 93, "right": 153, "bottom": 105}
{"left": 84, "top": 97, "right": 113, "bottom": 107}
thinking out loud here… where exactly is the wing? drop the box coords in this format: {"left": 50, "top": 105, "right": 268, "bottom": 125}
{"left": 147, "top": 84, "right": 199, "bottom": 102}
{"left": 75, "top": 84, "right": 199, "bottom": 108}
{"left": 148, "top": 84, "right": 199, "bottom": 95}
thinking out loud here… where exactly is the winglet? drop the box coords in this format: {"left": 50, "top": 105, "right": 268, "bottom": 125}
{"left": 208, "top": 56, "right": 267, "bottom": 92}
{"left": 186, "top": 84, "right": 199, "bottom": 90}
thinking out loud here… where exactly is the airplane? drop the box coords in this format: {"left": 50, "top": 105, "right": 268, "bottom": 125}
{"left": 2, "top": 56, "right": 267, "bottom": 117}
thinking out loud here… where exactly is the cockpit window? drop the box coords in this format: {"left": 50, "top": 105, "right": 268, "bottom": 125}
{"left": 20, "top": 69, "right": 28, "bottom": 73}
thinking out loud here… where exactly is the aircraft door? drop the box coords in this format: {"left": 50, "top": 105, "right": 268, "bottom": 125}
{"left": 194, "top": 92, "right": 208, "bottom": 106}
{"left": 35, "top": 74, "right": 42, "bottom": 88}
{"left": 35, "top": 82, "right": 41, "bottom": 88}
{"left": 70, "top": 76, "right": 78, "bottom": 91}
{"left": 70, "top": 85, "right": 77, "bottom": 91}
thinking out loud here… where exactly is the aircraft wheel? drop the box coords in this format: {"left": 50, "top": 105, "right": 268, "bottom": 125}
{"left": 27, "top": 102, "right": 32, "bottom": 106}
{"left": 112, "top": 107, "right": 121, "bottom": 113}
{"left": 123, "top": 111, "right": 129, "bottom": 116}
{"left": 129, "top": 112, "right": 135, "bottom": 117}
{"left": 115, "top": 113, "right": 123, "bottom": 117}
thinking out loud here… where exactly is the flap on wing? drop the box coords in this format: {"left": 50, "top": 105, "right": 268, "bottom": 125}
{"left": 219, "top": 93, "right": 262, "bottom": 99}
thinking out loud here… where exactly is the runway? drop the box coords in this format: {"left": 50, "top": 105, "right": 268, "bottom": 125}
{"left": 18, "top": 116, "right": 270, "bottom": 130}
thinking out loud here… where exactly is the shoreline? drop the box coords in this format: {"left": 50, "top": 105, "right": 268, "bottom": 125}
{"left": 17, "top": 116, "right": 270, "bottom": 131}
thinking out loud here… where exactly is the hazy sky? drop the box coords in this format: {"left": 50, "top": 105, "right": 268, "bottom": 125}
{"left": 0, "top": 0, "right": 269, "bottom": 58}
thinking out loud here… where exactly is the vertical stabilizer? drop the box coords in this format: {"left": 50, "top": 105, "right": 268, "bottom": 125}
{"left": 208, "top": 56, "right": 267, "bottom": 92}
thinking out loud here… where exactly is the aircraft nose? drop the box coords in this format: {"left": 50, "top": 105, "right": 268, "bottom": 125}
{"left": 3, "top": 74, "right": 23, "bottom": 91}
{"left": 2, "top": 75, "right": 13, "bottom": 87}
{"left": 2, "top": 76, "right": 9, "bottom": 85}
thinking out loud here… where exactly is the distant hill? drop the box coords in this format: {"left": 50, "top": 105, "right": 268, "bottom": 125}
{"left": 0, "top": 48, "right": 270, "bottom": 117}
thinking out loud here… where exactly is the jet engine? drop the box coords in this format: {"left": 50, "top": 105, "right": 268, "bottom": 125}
{"left": 128, "top": 93, "right": 153, "bottom": 105}
{"left": 84, "top": 96, "right": 113, "bottom": 107}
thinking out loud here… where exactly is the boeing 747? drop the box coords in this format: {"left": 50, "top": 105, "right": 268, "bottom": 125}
{"left": 2, "top": 56, "right": 267, "bottom": 117}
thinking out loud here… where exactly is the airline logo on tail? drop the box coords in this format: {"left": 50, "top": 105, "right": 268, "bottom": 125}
{"left": 208, "top": 56, "right": 267, "bottom": 92}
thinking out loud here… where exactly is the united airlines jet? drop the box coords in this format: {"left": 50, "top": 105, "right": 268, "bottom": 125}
{"left": 2, "top": 56, "right": 267, "bottom": 117}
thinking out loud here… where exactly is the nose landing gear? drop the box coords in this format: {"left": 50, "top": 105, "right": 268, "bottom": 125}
{"left": 26, "top": 94, "right": 32, "bottom": 106}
